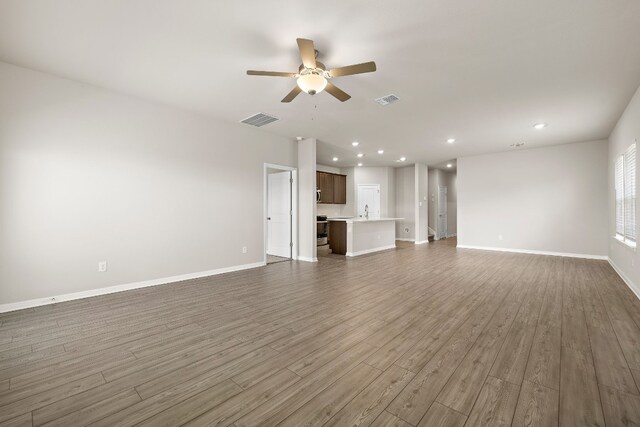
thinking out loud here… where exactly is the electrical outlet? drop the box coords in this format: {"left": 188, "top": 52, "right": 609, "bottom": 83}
{"left": 242, "top": 246, "right": 248, "bottom": 254}
{"left": 98, "top": 261, "right": 108, "bottom": 272}
{"left": 498, "top": 235, "right": 503, "bottom": 241}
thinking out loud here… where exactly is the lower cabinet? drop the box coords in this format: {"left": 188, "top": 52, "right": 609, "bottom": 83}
{"left": 328, "top": 221, "right": 347, "bottom": 255}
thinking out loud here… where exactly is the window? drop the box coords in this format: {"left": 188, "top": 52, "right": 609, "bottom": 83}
{"left": 615, "top": 143, "right": 636, "bottom": 248}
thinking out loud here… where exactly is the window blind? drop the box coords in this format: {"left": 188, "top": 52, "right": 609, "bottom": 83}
{"left": 624, "top": 143, "right": 636, "bottom": 242}
{"left": 615, "top": 155, "right": 624, "bottom": 237}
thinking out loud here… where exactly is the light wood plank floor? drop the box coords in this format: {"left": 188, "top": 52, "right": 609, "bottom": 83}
{"left": 1, "top": 239, "right": 640, "bottom": 426}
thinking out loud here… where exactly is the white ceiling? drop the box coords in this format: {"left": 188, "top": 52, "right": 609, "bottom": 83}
{"left": 1, "top": 0, "right": 639, "bottom": 168}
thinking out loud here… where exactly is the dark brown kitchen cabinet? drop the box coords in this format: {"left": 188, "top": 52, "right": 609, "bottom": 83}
{"left": 316, "top": 171, "right": 347, "bottom": 204}
{"left": 317, "top": 171, "right": 334, "bottom": 203}
{"left": 332, "top": 174, "right": 346, "bottom": 204}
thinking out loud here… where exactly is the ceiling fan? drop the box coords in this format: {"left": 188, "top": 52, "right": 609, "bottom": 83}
{"left": 247, "top": 38, "right": 377, "bottom": 103}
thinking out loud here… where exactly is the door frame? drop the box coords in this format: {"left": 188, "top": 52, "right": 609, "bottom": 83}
{"left": 437, "top": 184, "right": 448, "bottom": 240}
{"left": 264, "top": 163, "right": 298, "bottom": 264}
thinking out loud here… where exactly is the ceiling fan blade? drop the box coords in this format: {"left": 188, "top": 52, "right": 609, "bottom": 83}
{"left": 247, "top": 70, "right": 297, "bottom": 77}
{"left": 296, "top": 38, "right": 317, "bottom": 69}
{"left": 281, "top": 86, "right": 302, "bottom": 103}
{"left": 329, "top": 61, "right": 377, "bottom": 77}
{"left": 324, "top": 82, "right": 351, "bottom": 102}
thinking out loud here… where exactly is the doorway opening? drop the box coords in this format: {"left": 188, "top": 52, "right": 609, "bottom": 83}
{"left": 357, "top": 184, "right": 381, "bottom": 219}
{"left": 264, "top": 164, "right": 297, "bottom": 265}
{"left": 437, "top": 185, "right": 448, "bottom": 239}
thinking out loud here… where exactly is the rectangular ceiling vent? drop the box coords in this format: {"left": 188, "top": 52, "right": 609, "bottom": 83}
{"left": 375, "top": 94, "right": 400, "bottom": 106}
{"left": 240, "top": 112, "right": 279, "bottom": 127}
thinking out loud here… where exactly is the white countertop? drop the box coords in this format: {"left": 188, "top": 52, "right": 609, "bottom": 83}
{"left": 327, "top": 217, "right": 403, "bottom": 223}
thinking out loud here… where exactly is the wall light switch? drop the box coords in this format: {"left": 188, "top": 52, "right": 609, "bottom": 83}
{"left": 242, "top": 246, "right": 248, "bottom": 254}
{"left": 498, "top": 235, "right": 503, "bottom": 241}
{"left": 98, "top": 261, "right": 107, "bottom": 272}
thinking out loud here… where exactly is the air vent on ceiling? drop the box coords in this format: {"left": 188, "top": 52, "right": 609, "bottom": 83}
{"left": 375, "top": 94, "right": 400, "bottom": 106}
{"left": 510, "top": 142, "right": 525, "bottom": 148}
{"left": 240, "top": 112, "right": 279, "bottom": 127}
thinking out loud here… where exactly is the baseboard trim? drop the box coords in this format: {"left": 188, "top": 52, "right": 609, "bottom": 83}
{"left": 456, "top": 244, "right": 608, "bottom": 260}
{"left": 608, "top": 258, "right": 640, "bottom": 301}
{"left": 297, "top": 256, "right": 318, "bottom": 263}
{"left": 415, "top": 240, "right": 429, "bottom": 245}
{"left": 395, "top": 238, "right": 415, "bottom": 242}
{"left": 347, "top": 244, "right": 396, "bottom": 257}
{"left": 0, "top": 261, "right": 266, "bottom": 314}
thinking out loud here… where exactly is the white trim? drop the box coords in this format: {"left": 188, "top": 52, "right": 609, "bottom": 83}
{"left": 415, "top": 240, "right": 429, "bottom": 245}
{"left": 346, "top": 244, "right": 396, "bottom": 257}
{"left": 456, "top": 244, "right": 608, "bottom": 260}
{"left": 0, "top": 261, "right": 266, "bottom": 314}
{"left": 396, "top": 238, "right": 415, "bottom": 242}
{"left": 297, "top": 256, "right": 318, "bottom": 262}
{"left": 608, "top": 257, "right": 640, "bottom": 301}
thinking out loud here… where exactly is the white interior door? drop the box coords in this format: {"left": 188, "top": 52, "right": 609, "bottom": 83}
{"left": 267, "top": 171, "right": 291, "bottom": 258}
{"left": 437, "top": 185, "right": 448, "bottom": 239}
{"left": 357, "top": 185, "right": 381, "bottom": 219}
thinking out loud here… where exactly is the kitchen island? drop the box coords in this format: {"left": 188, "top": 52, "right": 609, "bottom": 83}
{"left": 328, "top": 217, "right": 402, "bottom": 256}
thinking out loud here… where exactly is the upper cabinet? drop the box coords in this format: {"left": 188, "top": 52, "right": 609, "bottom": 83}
{"left": 317, "top": 171, "right": 347, "bottom": 204}
{"left": 332, "top": 174, "right": 347, "bottom": 204}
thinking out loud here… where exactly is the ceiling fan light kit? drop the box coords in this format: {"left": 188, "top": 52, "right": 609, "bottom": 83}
{"left": 247, "top": 38, "right": 376, "bottom": 102}
{"left": 297, "top": 72, "right": 327, "bottom": 95}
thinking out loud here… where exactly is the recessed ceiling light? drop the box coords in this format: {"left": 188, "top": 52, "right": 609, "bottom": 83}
{"left": 357, "top": 163, "right": 363, "bottom": 167}
{"left": 357, "top": 153, "right": 364, "bottom": 158}
{"left": 296, "top": 136, "right": 303, "bottom": 141}
{"left": 446, "top": 163, "right": 453, "bottom": 168}
{"left": 533, "top": 123, "right": 547, "bottom": 130}
{"left": 378, "top": 149, "right": 384, "bottom": 154}
{"left": 332, "top": 157, "right": 338, "bottom": 161}
{"left": 400, "top": 157, "right": 407, "bottom": 162}
{"left": 447, "top": 138, "right": 456, "bottom": 144}
{"left": 352, "top": 141, "right": 359, "bottom": 147}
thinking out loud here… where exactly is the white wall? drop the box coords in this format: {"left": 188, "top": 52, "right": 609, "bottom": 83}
{"left": 608, "top": 86, "right": 640, "bottom": 297}
{"left": 0, "top": 62, "right": 297, "bottom": 306}
{"left": 457, "top": 140, "right": 608, "bottom": 257}
{"left": 395, "top": 165, "right": 415, "bottom": 240}
{"left": 415, "top": 163, "right": 428, "bottom": 242}
{"left": 330, "top": 166, "right": 396, "bottom": 219}
{"left": 353, "top": 167, "right": 396, "bottom": 218}
{"left": 297, "top": 139, "right": 317, "bottom": 262}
